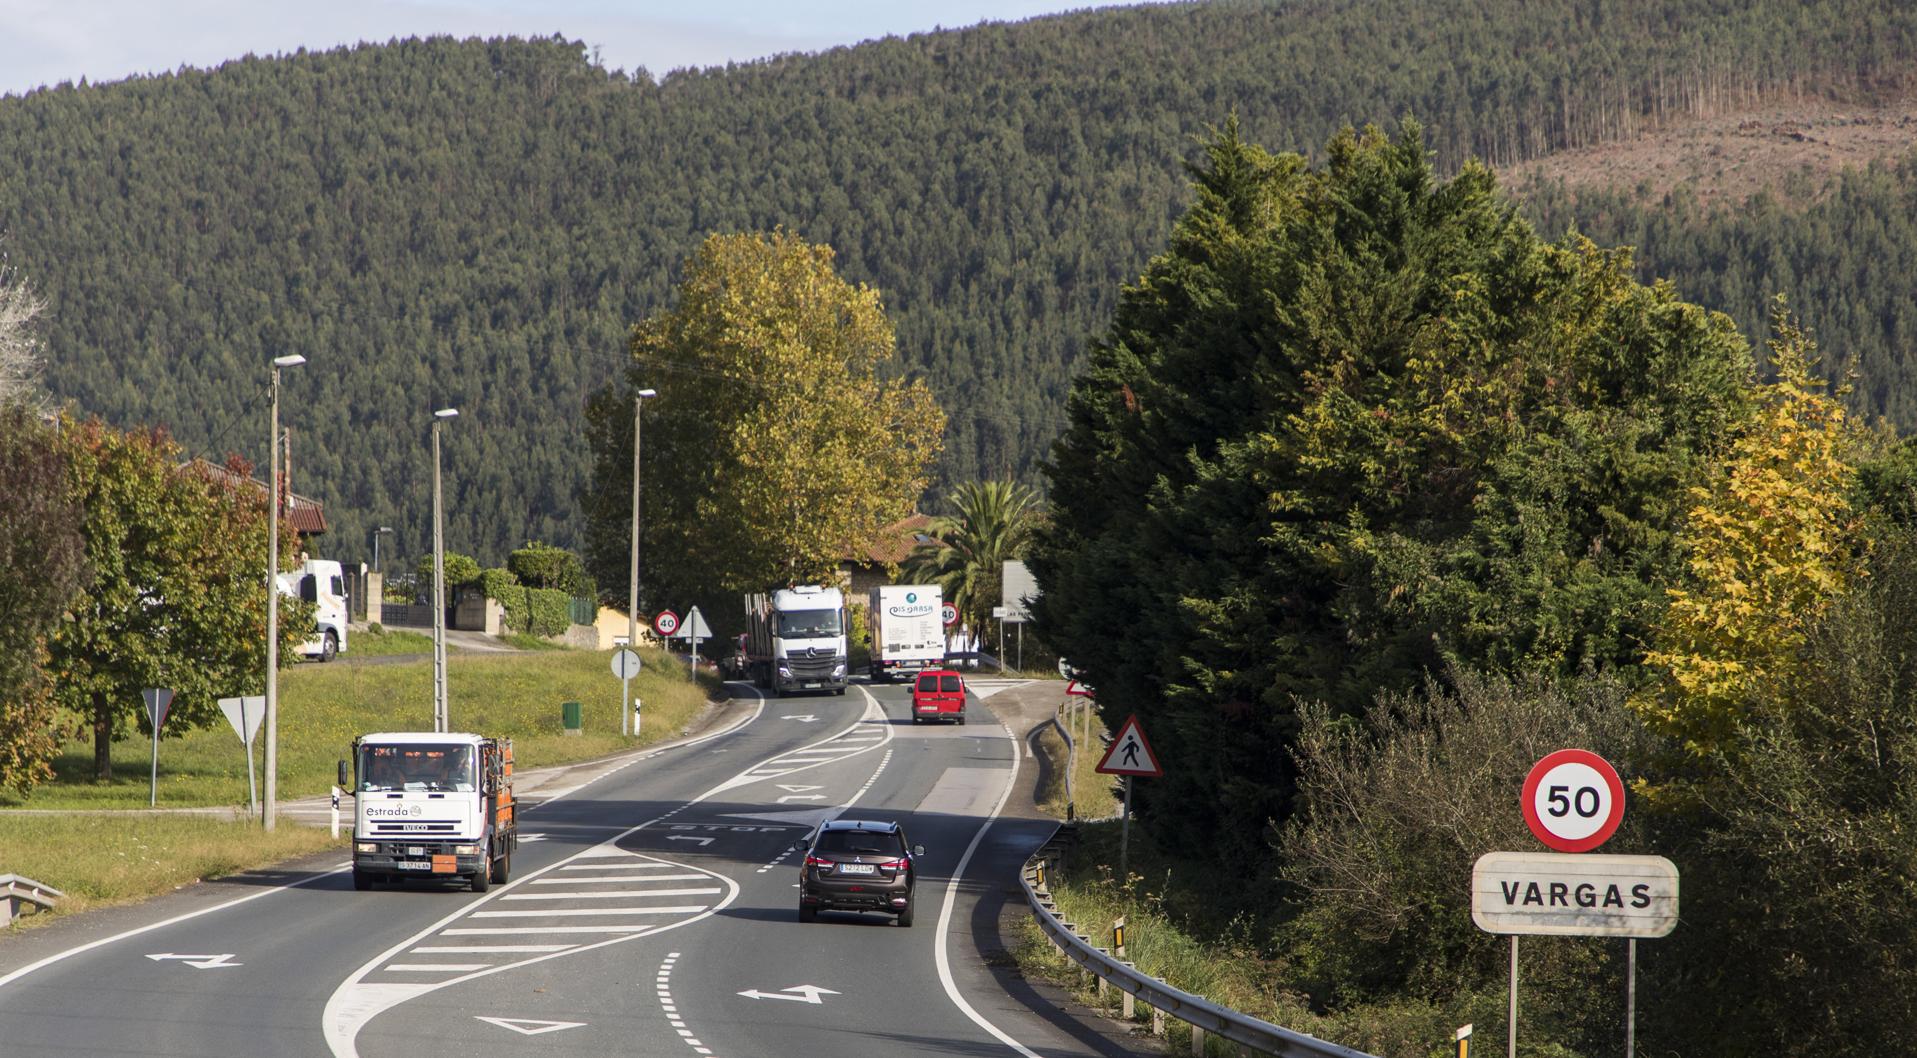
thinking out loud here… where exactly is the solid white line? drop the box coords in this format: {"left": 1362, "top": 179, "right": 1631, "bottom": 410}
{"left": 558, "top": 862, "right": 677, "bottom": 870}
{"left": 500, "top": 888, "right": 722, "bottom": 900}
{"left": 470, "top": 906, "right": 707, "bottom": 917}
{"left": 441, "top": 926, "right": 651, "bottom": 935}
{"left": 928, "top": 691, "right": 1045, "bottom": 1058}
{"left": 532, "top": 873, "right": 707, "bottom": 883}
{"left": 412, "top": 945, "right": 573, "bottom": 953}
{"left": 384, "top": 963, "right": 487, "bottom": 972}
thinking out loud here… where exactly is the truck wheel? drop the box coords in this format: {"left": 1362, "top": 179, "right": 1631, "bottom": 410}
{"left": 320, "top": 630, "right": 339, "bottom": 663}
{"left": 353, "top": 870, "right": 372, "bottom": 891}
{"left": 491, "top": 844, "right": 511, "bottom": 884}
{"left": 470, "top": 841, "right": 493, "bottom": 892}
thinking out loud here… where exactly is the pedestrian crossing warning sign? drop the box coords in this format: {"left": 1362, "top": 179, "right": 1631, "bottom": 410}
{"left": 1096, "top": 715, "right": 1163, "bottom": 777}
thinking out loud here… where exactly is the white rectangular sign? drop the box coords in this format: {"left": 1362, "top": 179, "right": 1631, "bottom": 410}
{"left": 1000, "top": 559, "right": 1037, "bottom": 623}
{"left": 1471, "top": 851, "right": 1678, "bottom": 938}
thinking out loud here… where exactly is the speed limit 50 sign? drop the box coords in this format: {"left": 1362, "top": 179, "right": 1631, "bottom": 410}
{"left": 1521, "top": 749, "right": 1624, "bottom": 853}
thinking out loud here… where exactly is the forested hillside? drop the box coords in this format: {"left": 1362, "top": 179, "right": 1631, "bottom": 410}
{"left": 1, "top": 0, "right": 1912, "bottom": 563}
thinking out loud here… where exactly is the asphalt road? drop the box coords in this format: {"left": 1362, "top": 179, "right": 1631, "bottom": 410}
{"left": 0, "top": 678, "right": 1148, "bottom": 1058}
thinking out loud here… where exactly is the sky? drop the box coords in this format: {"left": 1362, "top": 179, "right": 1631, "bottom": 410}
{"left": 0, "top": 1, "right": 1130, "bottom": 98}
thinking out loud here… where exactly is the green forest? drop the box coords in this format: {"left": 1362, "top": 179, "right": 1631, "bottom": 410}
{"left": 0, "top": 0, "right": 1913, "bottom": 568}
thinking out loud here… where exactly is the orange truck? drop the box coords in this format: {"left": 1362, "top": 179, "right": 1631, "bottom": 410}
{"left": 342, "top": 732, "right": 516, "bottom": 892}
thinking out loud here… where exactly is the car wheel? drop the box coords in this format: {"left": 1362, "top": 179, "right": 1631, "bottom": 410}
{"left": 957, "top": 713, "right": 966, "bottom": 725}
{"left": 352, "top": 870, "right": 371, "bottom": 891}
{"left": 321, "top": 630, "right": 339, "bottom": 663}
{"left": 896, "top": 899, "right": 914, "bottom": 927}
{"left": 798, "top": 902, "right": 817, "bottom": 923}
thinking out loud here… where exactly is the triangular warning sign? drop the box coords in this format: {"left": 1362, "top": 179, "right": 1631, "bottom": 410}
{"left": 1095, "top": 714, "right": 1163, "bottom": 777}
{"left": 476, "top": 1016, "right": 586, "bottom": 1036}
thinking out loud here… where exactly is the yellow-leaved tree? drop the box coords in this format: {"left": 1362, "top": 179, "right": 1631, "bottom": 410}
{"left": 583, "top": 230, "right": 944, "bottom": 610}
{"left": 1635, "top": 300, "right": 1860, "bottom": 756}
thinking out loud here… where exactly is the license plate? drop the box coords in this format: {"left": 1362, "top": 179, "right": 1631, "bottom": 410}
{"left": 838, "top": 863, "right": 877, "bottom": 875}
{"left": 396, "top": 860, "right": 431, "bottom": 870}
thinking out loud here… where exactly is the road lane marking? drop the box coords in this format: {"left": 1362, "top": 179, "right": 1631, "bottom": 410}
{"left": 441, "top": 926, "right": 652, "bottom": 935}
{"left": 470, "top": 905, "right": 707, "bottom": 917}
{"left": 530, "top": 873, "right": 708, "bottom": 883}
{"left": 413, "top": 945, "right": 574, "bottom": 953}
{"left": 387, "top": 963, "right": 488, "bottom": 972}
{"left": 500, "top": 888, "right": 723, "bottom": 900}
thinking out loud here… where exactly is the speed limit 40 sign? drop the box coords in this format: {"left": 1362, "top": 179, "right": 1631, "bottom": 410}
{"left": 1521, "top": 749, "right": 1624, "bottom": 853}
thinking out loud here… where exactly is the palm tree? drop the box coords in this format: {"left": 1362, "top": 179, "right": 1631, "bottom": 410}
{"left": 903, "top": 480, "right": 1043, "bottom": 660}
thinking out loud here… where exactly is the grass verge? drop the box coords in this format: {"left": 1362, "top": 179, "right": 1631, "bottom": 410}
{"left": 6, "top": 645, "right": 718, "bottom": 810}
{"left": 340, "top": 625, "right": 437, "bottom": 656}
{"left": 0, "top": 815, "right": 346, "bottom": 929}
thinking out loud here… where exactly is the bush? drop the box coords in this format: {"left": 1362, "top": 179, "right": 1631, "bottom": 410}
{"left": 508, "top": 540, "right": 595, "bottom": 598}
{"left": 480, "top": 567, "right": 571, "bottom": 638}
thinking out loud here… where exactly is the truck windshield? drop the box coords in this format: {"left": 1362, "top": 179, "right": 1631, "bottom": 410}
{"left": 776, "top": 608, "right": 841, "bottom": 638}
{"left": 358, "top": 743, "right": 476, "bottom": 793}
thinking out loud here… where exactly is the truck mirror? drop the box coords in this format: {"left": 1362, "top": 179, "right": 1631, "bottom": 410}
{"left": 337, "top": 760, "right": 349, "bottom": 787}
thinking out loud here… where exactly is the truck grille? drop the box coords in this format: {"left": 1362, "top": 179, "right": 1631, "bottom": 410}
{"left": 371, "top": 821, "right": 460, "bottom": 835}
{"left": 787, "top": 653, "right": 843, "bottom": 678}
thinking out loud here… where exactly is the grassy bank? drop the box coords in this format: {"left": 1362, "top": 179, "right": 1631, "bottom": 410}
{"left": 1031, "top": 703, "right": 1122, "bottom": 822}
{"left": 0, "top": 815, "right": 346, "bottom": 927}
{"left": 4, "top": 645, "right": 719, "bottom": 810}
{"left": 1013, "top": 821, "right": 1488, "bottom": 1058}
{"left": 343, "top": 625, "right": 437, "bottom": 656}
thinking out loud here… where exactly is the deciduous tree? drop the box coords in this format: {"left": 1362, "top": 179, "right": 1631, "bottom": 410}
{"left": 45, "top": 422, "right": 308, "bottom": 781}
{"left": 583, "top": 230, "right": 943, "bottom": 608}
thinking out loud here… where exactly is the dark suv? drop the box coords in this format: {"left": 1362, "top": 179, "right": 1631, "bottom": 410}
{"left": 798, "top": 819, "right": 924, "bottom": 926}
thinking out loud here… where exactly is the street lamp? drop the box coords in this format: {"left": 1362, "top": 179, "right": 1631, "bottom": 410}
{"left": 626, "top": 387, "right": 657, "bottom": 737}
{"left": 431, "top": 407, "right": 458, "bottom": 733}
{"left": 263, "top": 353, "right": 306, "bottom": 831}
{"left": 372, "top": 525, "right": 394, "bottom": 573}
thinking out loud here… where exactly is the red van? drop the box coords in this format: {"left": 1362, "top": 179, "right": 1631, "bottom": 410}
{"left": 911, "top": 669, "right": 967, "bottom": 725}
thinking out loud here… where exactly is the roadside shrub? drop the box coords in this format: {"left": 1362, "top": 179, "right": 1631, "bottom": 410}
{"left": 479, "top": 567, "right": 570, "bottom": 638}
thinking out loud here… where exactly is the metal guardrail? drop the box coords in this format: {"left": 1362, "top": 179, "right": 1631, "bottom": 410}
{"left": 1021, "top": 834, "right": 1379, "bottom": 1058}
{"left": 0, "top": 873, "right": 63, "bottom": 925}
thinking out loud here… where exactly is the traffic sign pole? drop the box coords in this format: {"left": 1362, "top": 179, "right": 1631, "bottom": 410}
{"left": 1119, "top": 774, "right": 1133, "bottom": 881}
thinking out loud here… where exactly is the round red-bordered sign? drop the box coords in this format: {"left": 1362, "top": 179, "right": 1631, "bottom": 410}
{"left": 1520, "top": 748, "right": 1625, "bottom": 853}
{"left": 653, "top": 610, "right": 680, "bottom": 637}
{"left": 940, "top": 603, "right": 959, "bottom": 627}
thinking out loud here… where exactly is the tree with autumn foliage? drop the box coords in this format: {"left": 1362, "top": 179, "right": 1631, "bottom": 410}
{"left": 582, "top": 230, "right": 944, "bottom": 615}
{"left": 1635, "top": 301, "right": 1862, "bottom": 757}
{"left": 44, "top": 420, "right": 309, "bottom": 781}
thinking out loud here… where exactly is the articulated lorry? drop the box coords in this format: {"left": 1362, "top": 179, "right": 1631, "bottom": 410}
{"left": 744, "top": 584, "right": 849, "bottom": 696}
{"left": 277, "top": 558, "right": 349, "bottom": 662}
{"left": 867, "top": 584, "right": 945, "bottom": 682}
{"left": 343, "top": 732, "right": 517, "bottom": 892}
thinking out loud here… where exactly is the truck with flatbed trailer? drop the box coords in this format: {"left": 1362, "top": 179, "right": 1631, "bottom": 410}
{"left": 744, "top": 584, "right": 849, "bottom": 696}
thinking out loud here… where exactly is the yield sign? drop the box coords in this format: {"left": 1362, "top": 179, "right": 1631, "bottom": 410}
{"left": 142, "top": 687, "right": 175, "bottom": 731}
{"left": 1095, "top": 715, "right": 1163, "bottom": 777}
{"left": 217, "top": 696, "right": 265, "bottom": 745}
{"left": 475, "top": 1016, "right": 585, "bottom": 1036}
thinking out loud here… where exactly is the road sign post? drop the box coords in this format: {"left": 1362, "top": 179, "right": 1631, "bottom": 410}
{"left": 1479, "top": 749, "right": 1673, "bottom": 1058}
{"left": 611, "top": 649, "right": 642, "bottom": 738}
{"left": 218, "top": 695, "right": 265, "bottom": 813}
{"left": 1095, "top": 715, "right": 1163, "bottom": 881}
{"left": 142, "top": 688, "right": 174, "bottom": 807}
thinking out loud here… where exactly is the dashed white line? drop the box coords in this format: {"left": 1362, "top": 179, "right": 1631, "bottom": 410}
{"left": 654, "top": 953, "right": 719, "bottom": 1058}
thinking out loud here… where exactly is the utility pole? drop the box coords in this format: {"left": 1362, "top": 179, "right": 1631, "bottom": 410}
{"left": 431, "top": 408, "right": 458, "bottom": 732}
{"left": 626, "top": 387, "right": 656, "bottom": 736}
{"left": 263, "top": 353, "right": 305, "bottom": 830}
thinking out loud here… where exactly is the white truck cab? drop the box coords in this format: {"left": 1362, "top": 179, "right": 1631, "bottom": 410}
{"left": 745, "top": 584, "right": 849, "bottom": 696}
{"left": 344, "top": 731, "right": 516, "bottom": 892}
{"left": 278, "top": 557, "right": 348, "bottom": 662}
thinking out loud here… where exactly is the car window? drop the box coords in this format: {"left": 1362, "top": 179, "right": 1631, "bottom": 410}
{"left": 940, "top": 676, "right": 962, "bottom": 693}
{"left": 915, "top": 675, "right": 935, "bottom": 692}
{"left": 815, "top": 830, "right": 904, "bottom": 856}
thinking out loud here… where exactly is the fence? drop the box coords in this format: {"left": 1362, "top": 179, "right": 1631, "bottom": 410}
{"left": 380, "top": 603, "right": 437, "bottom": 629}
{"left": 1022, "top": 831, "right": 1378, "bottom": 1058}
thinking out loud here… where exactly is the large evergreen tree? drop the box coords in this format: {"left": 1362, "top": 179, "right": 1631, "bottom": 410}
{"left": 1031, "top": 121, "right": 1753, "bottom": 869}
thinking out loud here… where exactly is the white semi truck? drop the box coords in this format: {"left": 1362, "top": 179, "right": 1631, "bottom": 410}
{"left": 343, "top": 731, "right": 517, "bottom": 892}
{"left": 744, "top": 584, "right": 849, "bottom": 696}
{"left": 277, "top": 557, "right": 349, "bottom": 662}
{"left": 867, "top": 584, "right": 945, "bottom": 682}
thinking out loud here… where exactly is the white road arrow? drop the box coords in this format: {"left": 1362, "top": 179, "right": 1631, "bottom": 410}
{"left": 667, "top": 835, "right": 715, "bottom": 846}
{"left": 475, "top": 1016, "right": 585, "bottom": 1036}
{"left": 780, "top": 714, "right": 819, "bottom": 723}
{"left": 146, "top": 953, "right": 242, "bottom": 969}
{"left": 737, "top": 985, "right": 841, "bottom": 1004}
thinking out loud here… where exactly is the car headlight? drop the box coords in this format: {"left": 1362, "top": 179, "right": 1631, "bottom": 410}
{"left": 453, "top": 844, "right": 478, "bottom": 855}
{"left": 355, "top": 842, "right": 377, "bottom": 853}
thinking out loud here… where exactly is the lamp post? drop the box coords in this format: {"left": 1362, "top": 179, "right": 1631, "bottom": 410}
{"left": 373, "top": 525, "right": 394, "bottom": 573}
{"left": 263, "top": 353, "right": 306, "bottom": 831}
{"left": 431, "top": 408, "right": 458, "bottom": 732}
{"left": 626, "top": 387, "right": 657, "bottom": 737}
